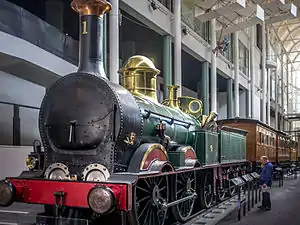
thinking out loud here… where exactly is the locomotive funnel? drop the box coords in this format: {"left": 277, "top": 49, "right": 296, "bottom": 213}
{"left": 71, "top": 0, "right": 111, "bottom": 78}
{"left": 119, "top": 55, "right": 160, "bottom": 102}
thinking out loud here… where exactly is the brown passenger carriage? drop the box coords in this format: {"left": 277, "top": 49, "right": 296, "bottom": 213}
{"left": 217, "top": 118, "right": 297, "bottom": 169}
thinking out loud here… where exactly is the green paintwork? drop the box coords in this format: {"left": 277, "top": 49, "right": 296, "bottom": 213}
{"left": 219, "top": 130, "right": 247, "bottom": 163}
{"left": 219, "top": 130, "right": 230, "bottom": 163}
{"left": 134, "top": 95, "right": 247, "bottom": 167}
{"left": 168, "top": 151, "right": 186, "bottom": 167}
{"left": 135, "top": 96, "right": 202, "bottom": 146}
{"left": 194, "top": 131, "right": 219, "bottom": 165}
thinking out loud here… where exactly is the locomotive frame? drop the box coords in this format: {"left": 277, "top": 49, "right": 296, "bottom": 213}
{"left": 0, "top": 1, "right": 254, "bottom": 225}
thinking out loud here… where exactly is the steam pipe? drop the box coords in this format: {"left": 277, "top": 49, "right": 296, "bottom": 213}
{"left": 71, "top": 0, "right": 111, "bottom": 78}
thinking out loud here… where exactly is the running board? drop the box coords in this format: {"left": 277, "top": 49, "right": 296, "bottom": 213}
{"left": 184, "top": 194, "right": 247, "bottom": 225}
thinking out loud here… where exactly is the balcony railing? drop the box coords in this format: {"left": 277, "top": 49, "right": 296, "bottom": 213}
{"left": 0, "top": 0, "right": 78, "bottom": 65}
{"left": 267, "top": 54, "right": 277, "bottom": 61}
{"left": 266, "top": 54, "right": 278, "bottom": 68}
{"left": 181, "top": 1, "right": 210, "bottom": 42}
{"left": 0, "top": 101, "right": 40, "bottom": 146}
{"left": 157, "top": 0, "right": 173, "bottom": 11}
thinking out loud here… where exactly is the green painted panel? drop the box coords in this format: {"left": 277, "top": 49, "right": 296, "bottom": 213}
{"left": 241, "top": 137, "right": 246, "bottom": 160}
{"left": 219, "top": 128, "right": 247, "bottom": 163}
{"left": 229, "top": 132, "right": 246, "bottom": 161}
{"left": 194, "top": 131, "right": 219, "bottom": 165}
{"left": 229, "top": 133, "right": 236, "bottom": 161}
{"left": 219, "top": 130, "right": 230, "bottom": 163}
{"left": 168, "top": 151, "right": 185, "bottom": 167}
{"left": 135, "top": 96, "right": 201, "bottom": 146}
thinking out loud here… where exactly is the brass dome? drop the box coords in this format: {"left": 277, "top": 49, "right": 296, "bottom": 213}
{"left": 119, "top": 55, "right": 160, "bottom": 102}
{"left": 119, "top": 55, "right": 160, "bottom": 74}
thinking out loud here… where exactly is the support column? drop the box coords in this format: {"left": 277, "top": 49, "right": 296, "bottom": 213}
{"left": 174, "top": 0, "right": 182, "bottom": 96}
{"left": 275, "top": 69, "right": 279, "bottom": 130}
{"left": 227, "top": 78, "right": 233, "bottom": 118}
{"left": 246, "top": 90, "right": 250, "bottom": 118}
{"left": 286, "top": 60, "right": 289, "bottom": 115}
{"left": 267, "top": 68, "right": 270, "bottom": 125}
{"left": 45, "top": 0, "right": 64, "bottom": 30}
{"left": 233, "top": 32, "right": 239, "bottom": 117}
{"left": 201, "top": 62, "right": 210, "bottom": 115}
{"left": 250, "top": 26, "right": 255, "bottom": 118}
{"left": 211, "top": 19, "right": 217, "bottom": 112}
{"left": 13, "top": 105, "right": 20, "bottom": 146}
{"left": 261, "top": 22, "right": 267, "bottom": 123}
{"left": 109, "top": 0, "right": 119, "bottom": 84}
{"left": 163, "top": 35, "right": 172, "bottom": 99}
{"left": 281, "top": 54, "right": 284, "bottom": 130}
{"left": 103, "top": 14, "right": 108, "bottom": 74}
{"left": 266, "top": 28, "right": 270, "bottom": 125}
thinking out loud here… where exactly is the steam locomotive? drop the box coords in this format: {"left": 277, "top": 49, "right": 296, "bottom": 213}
{"left": 0, "top": 1, "right": 251, "bottom": 225}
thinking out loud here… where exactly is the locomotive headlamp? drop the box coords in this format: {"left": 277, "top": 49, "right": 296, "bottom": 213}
{"left": 0, "top": 180, "right": 15, "bottom": 207}
{"left": 87, "top": 186, "right": 115, "bottom": 214}
{"left": 26, "top": 156, "right": 37, "bottom": 170}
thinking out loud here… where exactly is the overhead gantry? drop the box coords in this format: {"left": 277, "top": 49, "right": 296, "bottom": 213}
{"left": 193, "top": 0, "right": 298, "bottom": 128}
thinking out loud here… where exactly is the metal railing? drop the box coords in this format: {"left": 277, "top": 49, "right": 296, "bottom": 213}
{"left": 266, "top": 54, "right": 277, "bottom": 62}
{"left": 0, "top": 101, "right": 40, "bottom": 146}
{"left": 157, "top": 0, "right": 173, "bottom": 11}
{"left": 181, "top": 1, "right": 210, "bottom": 42}
{"left": 0, "top": 0, "right": 78, "bottom": 65}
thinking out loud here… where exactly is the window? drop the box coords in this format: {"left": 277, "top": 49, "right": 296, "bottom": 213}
{"left": 239, "top": 41, "right": 249, "bottom": 76}
{"left": 220, "top": 34, "right": 232, "bottom": 62}
{"left": 256, "top": 24, "right": 262, "bottom": 50}
{"left": 158, "top": 0, "right": 173, "bottom": 11}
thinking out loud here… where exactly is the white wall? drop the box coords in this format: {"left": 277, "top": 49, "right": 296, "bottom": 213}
{"left": 0, "top": 71, "right": 45, "bottom": 108}
{"left": 239, "top": 91, "right": 247, "bottom": 118}
{"left": 0, "top": 71, "right": 44, "bottom": 145}
{"left": 217, "top": 92, "right": 227, "bottom": 119}
{"left": 0, "top": 31, "right": 77, "bottom": 77}
{"left": 0, "top": 146, "right": 31, "bottom": 180}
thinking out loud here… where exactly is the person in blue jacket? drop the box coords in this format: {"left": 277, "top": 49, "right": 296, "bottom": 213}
{"left": 258, "top": 156, "right": 273, "bottom": 210}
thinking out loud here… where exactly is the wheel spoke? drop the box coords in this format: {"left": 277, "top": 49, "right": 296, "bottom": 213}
{"left": 172, "top": 170, "right": 196, "bottom": 222}
{"left": 158, "top": 176, "right": 164, "bottom": 186}
{"left": 137, "top": 195, "right": 151, "bottom": 204}
{"left": 138, "top": 200, "right": 151, "bottom": 220}
{"left": 137, "top": 186, "right": 151, "bottom": 194}
{"left": 144, "top": 179, "right": 151, "bottom": 188}
{"left": 135, "top": 175, "right": 168, "bottom": 225}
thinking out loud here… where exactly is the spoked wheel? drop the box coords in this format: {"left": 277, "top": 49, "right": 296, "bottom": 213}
{"left": 216, "top": 178, "right": 226, "bottom": 201}
{"left": 225, "top": 179, "right": 235, "bottom": 197}
{"left": 199, "top": 172, "right": 213, "bottom": 208}
{"left": 171, "top": 170, "right": 197, "bottom": 222}
{"left": 133, "top": 175, "right": 169, "bottom": 225}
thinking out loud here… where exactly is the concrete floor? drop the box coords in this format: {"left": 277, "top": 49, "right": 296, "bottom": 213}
{"left": 217, "top": 177, "right": 300, "bottom": 225}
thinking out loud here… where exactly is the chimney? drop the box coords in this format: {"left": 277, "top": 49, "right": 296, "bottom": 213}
{"left": 71, "top": 0, "right": 111, "bottom": 78}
